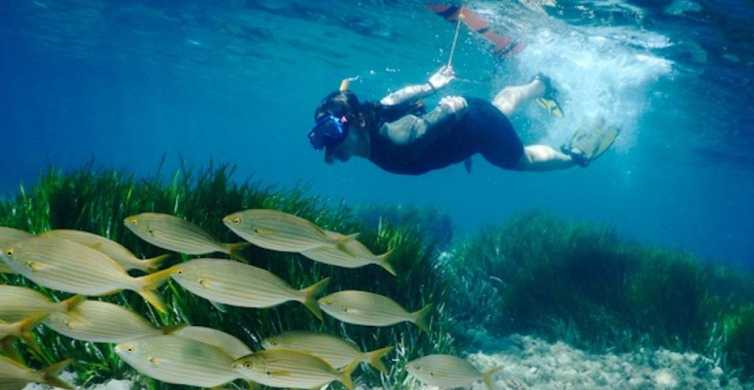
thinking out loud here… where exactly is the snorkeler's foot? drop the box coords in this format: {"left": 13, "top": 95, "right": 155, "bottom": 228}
{"left": 562, "top": 120, "right": 621, "bottom": 167}
{"left": 532, "top": 73, "right": 564, "bottom": 118}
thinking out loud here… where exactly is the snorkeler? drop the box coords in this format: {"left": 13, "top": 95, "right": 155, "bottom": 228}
{"left": 307, "top": 66, "right": 619, "bottom": 175}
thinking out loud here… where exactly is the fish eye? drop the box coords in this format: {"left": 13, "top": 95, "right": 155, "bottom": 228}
{"left": 5, "top": 248, "right": 13, "bottom": 256}
{"left": 244, "top": 362, "right": 252, "bottom": 369}
{"left": 175, "top": 269, "right": 184, "bottom": 275}
{"left": 265, "top": 370, "right": 272, "bottom": 376}
{"left": 230, "top": 216, "right": 241, "bottom": 224}
{"left": 127, "top": 218, "right": 138, "bottom": 225}
{"left": 253, "top": 227, "right": 260, "bottom": 233}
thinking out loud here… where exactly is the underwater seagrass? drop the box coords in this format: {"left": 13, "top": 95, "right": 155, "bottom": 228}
{"left": 0, "top": 165, "right": 456, "bottom": 388}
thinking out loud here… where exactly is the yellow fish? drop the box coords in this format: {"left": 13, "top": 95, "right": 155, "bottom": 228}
{"left": 232, "top": 349, "right": 358, "bottom": 390}
{"left": 0, "top": 314, "right": 48, "bottom": 346}
{"left": 42, "top": 229, "right": 170, "bottom": 272}
{"left": 302, "top": 231, "right": 396, "bottom": 276}
{"left": 223, "top": 209, "right": 359, "bottom": 253}
{"left": 124, "top": 212, "right": 248, "bottom": 256}
{"left": 172, "top": 258, "right": 329, "bottom": 320}
{"left": 0, "top": 356, "right": 74, "bottom": 390}
{"left": 1, "top": 236, "right": 176, "bottom": 313}
{"left": 406, "top": 354, "right": 502, "bottom": 390}
{"left": 318, "top": 290, "right": 432, "bottom": 331}
{"left": 45, "top": 299, "right": 162, "bottom": 343}
{"left": 0, "top": 285, "right": 84, "bottom": 322}
{"left": 170, "top": 326, "right": 252, "bottom": 359}
{"left": 0, "top": 227, "right": 33, "bottom": 274}
{"left": 262, "top": 331, "right": 392, "bottom": 372}
{"left": 116, "top": 335, "right": 241, "bottom": 388}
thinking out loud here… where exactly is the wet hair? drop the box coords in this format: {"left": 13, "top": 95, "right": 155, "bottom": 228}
{"left": 314, "top": 91, "right": 362, "bottom": 119}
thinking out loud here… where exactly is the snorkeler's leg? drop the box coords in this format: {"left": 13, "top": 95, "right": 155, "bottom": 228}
{"left": 492, "top": 79, "right": 545, "bottom": 116}
{"left": 516, "top": 145, "right": 576, "bottom": 171}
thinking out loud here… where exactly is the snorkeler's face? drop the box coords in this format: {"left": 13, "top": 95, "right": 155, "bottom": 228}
{"left": 325, "top": 130, "right": 357, "bottom": 163}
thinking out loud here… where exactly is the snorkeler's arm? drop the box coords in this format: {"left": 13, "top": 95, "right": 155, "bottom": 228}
{"left": 379, "top": 66, "right": 455, "bottom": 106}
{"left": 379, "top": 83, "right": 436, "bottom": 107}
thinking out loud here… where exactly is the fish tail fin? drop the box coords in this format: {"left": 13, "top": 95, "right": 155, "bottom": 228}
{"left": 300, "top": 277, "right": 330, "bottom": 321}
{"left": 16, "top": 313, "right": 48, "bottom": 345}
{"left": 482, "top": 366, "right": 503, "bottom": 390}
{"left": 224, "top": 242, "right": 251, "bottom": 263}
{"left": 364, "top": 345, "right": 393, "bottom": 373}
{"left": 412, "top": 304, "right": 433, "bottom": 333}
{"left": 143, "top": 253, "right": 172, "bottom": 272}
{"left": 134, "top": 265, "right": 178, "bottom": 313}
{"left": 137, "top": 289, "right": 167, "bottom": 313}
{"left": 223, "top": 242, "right": 250, "bottom": 255}
{"left": 42, "top": 359, "right": 75, "bottom": 390}
{"left": 376, "top": 250, "right": 396, "bottom": 276}
{"left": 339, "top": 360, "right": 359, "bottom": 390}
{"left": 60, "top": 294, "right": 86, "bottom": 312}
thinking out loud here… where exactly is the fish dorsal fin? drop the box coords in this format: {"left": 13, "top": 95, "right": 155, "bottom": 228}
{"left": 464, "top": 158, "right": 473, "bottom": 174}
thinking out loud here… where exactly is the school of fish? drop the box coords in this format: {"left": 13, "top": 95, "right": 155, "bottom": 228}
{"left": 0, "top": 209, "right": 502, "bottom": 389}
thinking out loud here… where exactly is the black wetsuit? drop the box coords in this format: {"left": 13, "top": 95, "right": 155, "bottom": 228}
{"left": 368, "top": 97, "right": 524, "bottom": 175}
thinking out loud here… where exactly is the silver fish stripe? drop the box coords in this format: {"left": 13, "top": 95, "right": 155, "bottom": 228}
{"left": 0, "top": 227, "right": 33, "bottom": 248}
{"left": 1, "top": 236, "right": 174, "bottom": 312}
{"left": 171, "top": 258, "right": 329, "bottom": 320}
{"left": 407, "top": 354, "right": 502, "bottom": 390}
{"left": 42, "top": 229, "right": 169, "bottom": 272}
{"left": 223, "top": 209, "right": 357, "bottom": 253}
{"left": 0, "top": 285, "right": 83, "bottom": 322}
{"left": 170, "top": 326, "right": 251, "bottom": 359}
{"left": 45, "top": 300, "right": 161, "bottom": 343}
{"left": 318, "top": 290, "right": 432, "bottom": 331}
{"left": 124, "top": 212, "right": 234, "bottom": 255}
{"left": 302, "top": 231, "right": 395, "bottom": 275}
{"left": 262, "top": 331, "right": 392, "bottom": 371}
{"left": 116, "top": 335, "right": 240, "bottom": 388}
{"left": 232, "top": 349, "right": 357, "bottom": 390}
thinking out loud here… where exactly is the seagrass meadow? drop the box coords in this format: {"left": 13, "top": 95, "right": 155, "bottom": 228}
{"left": 1, "top": 165, "right": 753, "bottom": 388}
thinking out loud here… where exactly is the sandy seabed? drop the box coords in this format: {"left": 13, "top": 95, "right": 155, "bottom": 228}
{"left": 23, "top": 335, "right": 753, "bottom": 390}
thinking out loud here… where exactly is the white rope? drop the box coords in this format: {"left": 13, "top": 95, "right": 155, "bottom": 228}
{"left": 447, "top": 12, "right": 464, "bottom": 67}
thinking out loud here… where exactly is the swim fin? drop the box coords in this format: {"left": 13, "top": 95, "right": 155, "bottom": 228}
{"left": 533, "top": 73, "right": 563, "bottom": 118}
{"left": 562, "top": 121, "right": 620, "bottom": 167}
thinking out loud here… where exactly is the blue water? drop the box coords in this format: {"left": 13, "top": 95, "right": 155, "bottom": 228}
{"left": 1, "top": 0, "right": 752, "bottom": 265}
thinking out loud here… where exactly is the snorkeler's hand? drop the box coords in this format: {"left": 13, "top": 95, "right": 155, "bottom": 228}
{"left": 439, "top": 96, "right": 467, "bottom": 118}
{"left": 428, "top": 65, "right": 455, "bottom": 90}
